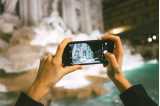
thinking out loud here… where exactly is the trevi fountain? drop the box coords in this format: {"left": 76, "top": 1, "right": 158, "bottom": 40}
{"left": 0, "top": 0, "right": 158, "bottom": 106}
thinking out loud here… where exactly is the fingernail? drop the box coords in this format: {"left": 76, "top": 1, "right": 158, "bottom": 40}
{"left": 103, "top": 50, "right": 108, "bottom": 54}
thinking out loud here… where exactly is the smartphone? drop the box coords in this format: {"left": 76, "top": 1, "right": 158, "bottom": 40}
{"left": 62, "top": 40, "right": 114, "bottom": 66}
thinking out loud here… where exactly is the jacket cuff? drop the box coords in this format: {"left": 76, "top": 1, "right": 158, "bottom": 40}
{"left": 120, "top": 84, "right": 155, "bottom": 106}
{"left": 15, "top": 92, "right": 43, "bottom": 106}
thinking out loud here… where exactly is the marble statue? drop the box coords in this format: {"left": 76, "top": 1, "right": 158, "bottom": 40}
{"left": 51, "top": 0, "right": 59, "bottom": 15}
{"left": 38, "top": 0, "right": 67, "bottom": 34}
{"left": 0, "top": 0, "right": 20, "bottom": 33}
{"left": 1, "top": 0, "right": 18, "bottom": 15}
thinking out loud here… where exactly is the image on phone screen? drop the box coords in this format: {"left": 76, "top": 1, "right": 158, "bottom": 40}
{"left": 69, "top": 42, "right": 103, "bottom": 65}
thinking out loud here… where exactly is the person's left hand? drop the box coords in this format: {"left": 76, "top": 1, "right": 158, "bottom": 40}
{"left": 27, "top": 38, "right": 81, "bottom": 102}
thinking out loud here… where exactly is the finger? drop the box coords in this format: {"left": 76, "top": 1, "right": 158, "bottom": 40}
{"left": 40, "top": 55, "right": 48, "bottom": 65}
{"left": 46, "top": 54, "right": 53, "bottom": 63}
{"left": 101, "top": 34, "right": 123, "bottom": 64}
{"left": 55, "top": 38, "right": 72, "bottom": 61}
{"left": 39, "top": 55, "right": 48, "bottom": 71}
{"left": 104, "top": 52, "right": 119, "bottom": 69}
{"left": 64, "top": 65, "right": 82, "bottom": 75}
{"left": 101, "top": 34, "right": 123, "bottom": 53}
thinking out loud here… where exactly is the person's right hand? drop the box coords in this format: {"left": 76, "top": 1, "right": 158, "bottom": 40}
{"left": 102, "top": 34, "right": 124, "bottom": 80}
{"left": 102, "top": 34, "right": 132, "bottom": 92}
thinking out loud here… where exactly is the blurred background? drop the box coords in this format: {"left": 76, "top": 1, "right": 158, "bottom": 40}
{"left": 0, "top": 0, "right": 159, "bottom": 106}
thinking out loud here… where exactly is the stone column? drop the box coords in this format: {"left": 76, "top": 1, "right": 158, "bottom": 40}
{"left": 19, "top": 0, "right": 43, "bottom": 25}
{"left": 90, "top": 0, "right": 104, "bottom": 32}
{"left": 62, "top": 0, "right": 80, "bottom": 33}
{"left": 81, "top": 0, "right": 104, "bottom": 33}
{"left": 81, "top": 0, "right": 92, "bottom": 33}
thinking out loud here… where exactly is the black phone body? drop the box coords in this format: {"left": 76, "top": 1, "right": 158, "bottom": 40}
{"left": 62, "top": 40, "right": 114, "bottom": 66}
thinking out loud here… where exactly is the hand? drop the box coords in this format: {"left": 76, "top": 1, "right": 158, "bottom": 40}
{"left": 27, "top": 38, "right": 81, "bottom": 101}
{"left": 102, "top": 34, "right": 124, "bottom": 80}
{"left": 102, "top": 34, "right": 132, "bottom": 92}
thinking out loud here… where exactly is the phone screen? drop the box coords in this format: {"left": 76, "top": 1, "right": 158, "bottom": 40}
{"left": 70, "top": 41, "right": 103, "bottom": 64}
{"left": 63, "top": 40, "right": 114, "bottom": 66}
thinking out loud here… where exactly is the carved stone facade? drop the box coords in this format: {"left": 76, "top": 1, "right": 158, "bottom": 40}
{"left": 62, "top": 0, "right": 104, "bottom": 33}
{"left": 2, "top": 0, "right": 18, "bottom": 15}
{"left": 19, "top": 0, "right": 43, "bottom": 25}
{"left": 0, "top": 0, "right": 104, "bottom": 33}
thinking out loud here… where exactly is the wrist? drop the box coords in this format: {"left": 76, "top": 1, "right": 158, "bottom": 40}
{"left": 109, "top": 72, "right": 125, "bottom": 81}
{"left": 112, "top": 74, "right": 125, "bottom": 81}
{"left": 27, "top": 81, "right": 50, "bottom": 102}
{"left": 111, "top": 74, "right": 132, "bottom": 92}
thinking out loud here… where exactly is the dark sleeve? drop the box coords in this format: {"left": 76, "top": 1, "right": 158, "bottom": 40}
{"left": 15, "top": 92, "right": 43, "bottom": 106}
{"left": 120, "top": 85, "right": 157, "bottom": 106}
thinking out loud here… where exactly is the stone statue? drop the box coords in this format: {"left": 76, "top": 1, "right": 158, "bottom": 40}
{"left": 2, "top": 0, "right": 18, "bottom": 15}
{"left": 51, "top": 0, "right": 59, "bottom": 16}
{"left": 0, "top": 0, "right": 20, "bottom": 33}
{"left": 41, "top": 0, "right": 66, "bottom": 32}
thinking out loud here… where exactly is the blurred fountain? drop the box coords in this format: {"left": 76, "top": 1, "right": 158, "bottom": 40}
{"left": 122, "top": 45, "right": 144, "bottom": 71}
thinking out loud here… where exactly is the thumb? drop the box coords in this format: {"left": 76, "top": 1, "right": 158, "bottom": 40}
{"left": 64, "top": 65, "right": 82, "bottom": 74}
{"left": 104, "top": 52, "right": 118, "bottom": 68}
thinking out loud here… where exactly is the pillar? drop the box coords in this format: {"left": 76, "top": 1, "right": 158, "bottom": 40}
{"left": 19, "top": 0, "right": 43, "bottom": 25}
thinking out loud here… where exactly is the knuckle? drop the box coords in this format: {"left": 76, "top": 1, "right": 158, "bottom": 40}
{"left": 120, "top": 50, "right": 124, "bottom": 54}
{"left": 52, "top": 58, "right": 57, "bottom": 64}
{"left": 48, "top": 53, "right": 52, "bottom": 57}
{"left": 110, "top": 54, "right": 115, "bottom": 58}
{"left": 59, "top": 44, "right": 64, "bottom": 50}
{"left": 107, "top": 53, "right": 113, "bottom": 58}
{"left": 115, "top": 36, "right": 120, "bottom": 40}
